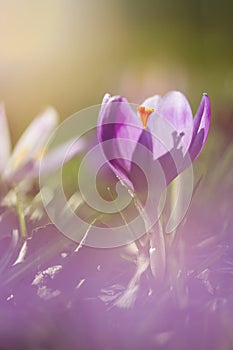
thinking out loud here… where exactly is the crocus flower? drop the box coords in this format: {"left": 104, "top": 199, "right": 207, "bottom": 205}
{"left": 98, "top": 91, "right": 210, "bottom": 191}
{"left": 0, "top": 104, "right": 84, "bottom": 185}
{"left": 98, "top": 91, "right": 210, "bottom": 286}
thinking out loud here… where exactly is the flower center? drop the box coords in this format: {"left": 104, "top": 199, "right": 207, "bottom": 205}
{"left": 137, "top": 106, "right": 154, "bottom": 129}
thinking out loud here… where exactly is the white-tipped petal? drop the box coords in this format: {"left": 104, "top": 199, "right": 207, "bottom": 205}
{"left": 141, "top": 95, "right": 161, "bottom": 110}
{"left": 0, "top": 103, "right": 11, "bottom": 172}
{"left": 6, "top": 137, "right": 86, "bottom": 184}
{"left": 4, "top": 107, "right": 58, "bottom": 179}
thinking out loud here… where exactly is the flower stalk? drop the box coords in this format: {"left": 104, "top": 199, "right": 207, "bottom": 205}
{"left": 14, "top": 186, "right": 27, "bottom": 238}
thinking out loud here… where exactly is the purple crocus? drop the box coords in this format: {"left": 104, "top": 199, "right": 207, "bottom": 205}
{"left": 98, "top": 91, "right": 210, "bottom": 285}
{"left": 98, "top": 91, "right": 210, "bottom": 191}
{"left": 0, "top": 104, "right": 84, "bottom": 185}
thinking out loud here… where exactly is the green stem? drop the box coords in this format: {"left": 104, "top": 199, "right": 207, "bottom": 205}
{"left": 107, "top": 187, "right": 144, "bottom": 253}
{"left": 134, "top": 196, "right": 166, "bottom": 282}
{"left": 169, "top": 177, "right": 179, "bottom": 244}
{"left": 14, "top": 186, "right": 27, "bottom": 238}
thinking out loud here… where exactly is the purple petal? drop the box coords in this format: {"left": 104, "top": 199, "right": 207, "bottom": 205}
{"left": 0, "top": 103, "right": 11, "bottom": 172}
{"left": 188, "top": 94, "right": 211, "bottom": 161}
{"left": 147, "top": 91, "right": 194, "bottom": 158}
{"left": 157, "top": 147, "right": 186, "bottom": 185}
{"left": 98, "top": 94, "right": 144, "bottom": 186}
{"left": 98, "top": 94, "right": 142, "bottom": 144}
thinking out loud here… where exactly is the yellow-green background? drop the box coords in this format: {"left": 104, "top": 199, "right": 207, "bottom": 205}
{"left": 0, "top": 0, "right": 232, "bottom": 161}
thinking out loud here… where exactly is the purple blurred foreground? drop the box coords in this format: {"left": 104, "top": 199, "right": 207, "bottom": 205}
{"left": 0, "top": 189, "right": 232, "bottom": 350}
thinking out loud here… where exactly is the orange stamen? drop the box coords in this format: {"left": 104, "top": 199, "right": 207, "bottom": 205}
{"left": 137, "top": 106, "right": 154, "bottom": 129}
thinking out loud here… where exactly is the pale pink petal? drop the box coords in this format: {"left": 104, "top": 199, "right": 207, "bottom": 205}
{"left": 7, "top": 138, "right": 85, "bottom": 183}
{"left": 147, "top": 91, "right": 194, "bottom": 158}
{"left": 4, "top": 107, "right": 58, "bottom": 179}
{"left": 141, "top": 95, "right": 161, "bottom": 111}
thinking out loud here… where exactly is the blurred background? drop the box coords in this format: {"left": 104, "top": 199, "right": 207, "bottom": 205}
{"left": 0, "top": 0, "right": 232, "bottom": 163}
{"left": 0, "top": 3, "right": 232, "bottom": 348}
